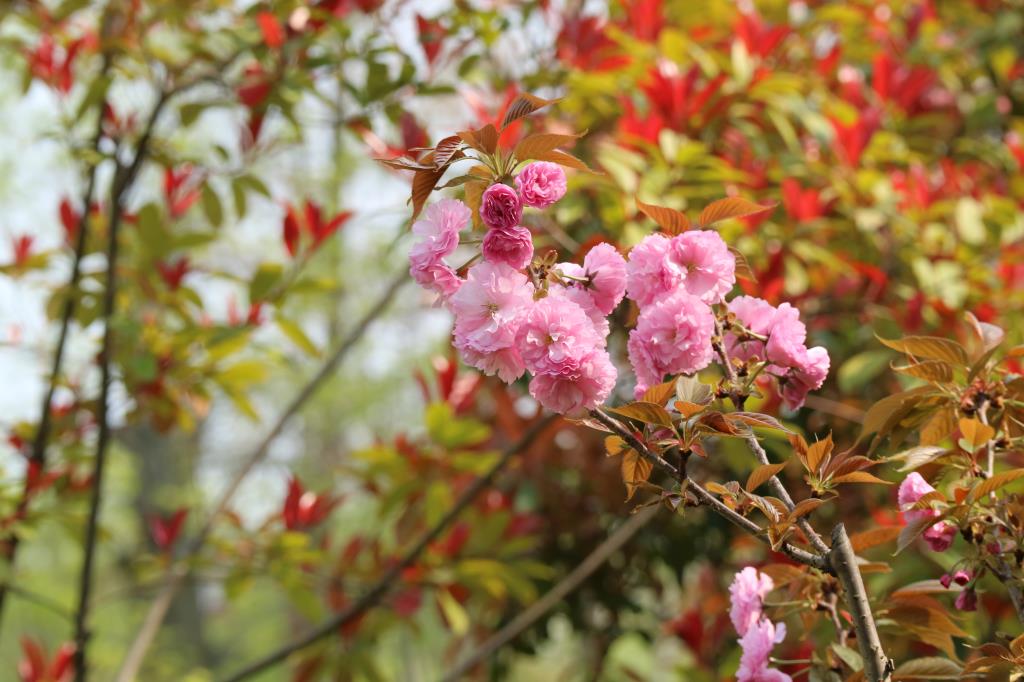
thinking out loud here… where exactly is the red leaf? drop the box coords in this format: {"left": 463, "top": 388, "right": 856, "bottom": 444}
{"left": 149, "top": 509, "right": 189, "bottom": 551}
{"left": 283, "top": 205, "right": 301, "bottom": 256}
{"left": 257, "top": 12, "right": 286, "bottom": 48}
{"left": 416, "top": 15, "right": 445, "bottom": 65}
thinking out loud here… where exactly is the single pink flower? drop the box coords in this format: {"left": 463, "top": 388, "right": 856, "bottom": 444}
{"left": 482, "top": 224, "right": 534, "bottom": 269}
{"left": 450, "top": 261, "right": 534, "bottom": 354}
{"left": 898, "top": 472, "right": 956, "bottom": 552}
{"left": 627, "top": 289, "right": 715, "bottom": 397}
{"left": 725, "top": 296, "right": 777, "bottom": 362}
{"left": 581, "top": 243, "right": 628, "bottom": 314}
{"left": 515, "top": 161, "right": 567, "bottom": 209}
{"left": 779, "top": 346, "right": 830, "bottom": 410}
{"left": 409, "top": 198, "right": 470, "bottom": 298}
{"left": 737, "top": 619, "right": 791, "bottom": 682}
{"left": 480, "top": 183, "right": 522, "bottom": 230}
{"left": 528, "top": 348, "right": 617, "bottom": 416}
{"left": 765, "top": 303, "right": 808, "bottom": 368}
{"left": 625, "top": 231, "right": 735, "bottom": 307}
{"left": 729, "top": 567, "right": 774, "bottom": 636}
{"left": 516, "top": 296, "right": 603, "bottom": 377}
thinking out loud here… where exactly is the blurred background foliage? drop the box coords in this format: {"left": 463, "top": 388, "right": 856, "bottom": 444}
{"left": 0, "top": 0, "right": 1022, "bottom": 680}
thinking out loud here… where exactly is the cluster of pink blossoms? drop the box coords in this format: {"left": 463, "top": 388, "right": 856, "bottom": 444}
{"left": 728, "top": 568, "right": 792, "bottom": 682}
{"left": 409, "top": 162, "right": 624, "bottom": 416}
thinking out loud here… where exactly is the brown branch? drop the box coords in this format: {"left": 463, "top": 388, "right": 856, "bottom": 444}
{"left": 828, "top": 524, "right": 892, "bottom": 682}
{"left": 72, "top": 84, "right": 175, "bottom": 682}
{"left": 114, "top": 270, "right": 408, "bottom": 682}
{"left": 590, "top": 409, "right": 830, "bottom": 572}
{"left": 441, "top": 505, "right": 658, "bottom": 681}
{"left": 219, "top": 415, "right": 558, "bottom": 682}
{"left": 711, "top": 318, "right": 831, "bottom": 556}
{"left": 0, "top": 53, "right": 113, "bottom": 629}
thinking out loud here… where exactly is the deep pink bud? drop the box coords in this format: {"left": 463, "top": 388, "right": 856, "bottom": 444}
{"left": 480, "top": 183, "right": 522, "bottom": 230}
{"left": 954, "top": 587, "right": 978, "bottom": 611}
{"left": 482, "top": 225, "right": 533, "bottom": 269}
{"left": 515, "top": 161, "right": 567, "bottom": 209}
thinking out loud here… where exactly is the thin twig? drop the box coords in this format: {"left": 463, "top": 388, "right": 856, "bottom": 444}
{"left": 590, "top": 409, "right": 830, "bottom": 572}
{"left": 114, "top": 270, "right": 408, "bottom": 682}
{"left": 0, "top": 53, "right": 113, "bottom": 630}
{"left": 219, "top": 415, "right": 558, "bottom": 682}
{"left": 828, "top": 524, "right": 892, "bottom": 682}
{"left": 441, "top": 505, "right": 658, "bottom": 681}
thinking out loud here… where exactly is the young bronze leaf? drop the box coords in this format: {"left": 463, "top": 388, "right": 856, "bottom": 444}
{"left": 891, "top": 445, "right": 947, "bottom": 472}
{"left": 464, "top": 179, "right": 487, "bottom": 230}
{"left": 477, "top": 124, "right": 499, "bottom": 155}
{"left": 919, "top": 406, "right": 956, "bottom": 446}
{"left": 967, "top": 468, "right": 1024, "bottom": 503}
{"left": 673, "top": 400, "right": 705, "bottom": 418}
{"left": 730, "top": 246, "right": 758, "bottom": 282}
{"left": 877, "top": 335, "right": 968, "bottom": 366}
{"left": 530, "top": 149, "right": 596, "bottom": 173}
{"left": 641, "top": 379, "right": 677, "bottom": 407}
{"left": 676, "top": 375, "right": 714, "bottom": 405}
{"left": 849, "top": 526, "right": 902, "bottom": 552}
{"left": 635, "top": 199, "right": 692, "bottom": 235}
{"left": 513, "top": 132, "right": 579, "bottom": 161}
{"left": 729, "top": 412, "right": 791, "bottom": 433}
{"left": 457, "top": 128, "right": 482, "bottom": 152}
{"left": 805, "top": 433, "right": 833, "bottom": 474}
{"left": 892, "top": 360, "right": 953, "bottom": 382}
{"left": 746, "top": 462, "right": 787, "bottom": 492}
{"left": 409, "top": 166, "right": 448, "bottom": 221}
{"left": 501, "top": 93, "right": 560, "bottom": 129}
{"left": 433, "top": 135, "right": 464, "bottom": 167}
{"left": 788, "top": 497, "right": 825, "bottom": 521}
{"left": 621, "top": 448, "right": 653, "bottom": 501}
{"left": 698, "top": 197, "right": 775, "bottom": 226}
{"left": 608, "top": 402, "right": 675, "bottom": 429}
{"left": 896, "top": 514, "right": 944, "bottom": 554}
{"left": 831, "top": 471, "right": 891, "bottom": 485}
{"left": 892, "top": 657, "right": 963, "bottom": 680}
{"left": 604, "top": 436, "right": 627, "bottom": 457}
{"left": 958, "top": 418, "right": 995, "bottom": 451}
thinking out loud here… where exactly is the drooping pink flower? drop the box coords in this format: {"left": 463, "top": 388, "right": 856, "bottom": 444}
{"left": 729, "top": 567, "right": 774, "bottom": 636}
{"left": 450, "top": 262, "right": 534, "bottom": 354}
{"left": 480, "top": 183, "right": 522, "bottom": 230}
{"left": 898, "top": 472, "right": 956, "bottom": 552}
{"left": 725, "top": 296, "right": 777, "bottom": 362}
{"left": 625, "top": 231, "right": 735, "bottom": 307}
{"left": 515, "top": 161, "right": 567, "bottom": 209}
{"left": 482, "top": 225, "right": 534, "bottom": 269}
{"left": 765, "top": 303, "right": 808, "bottom": 368}
{"left": 581, "top": 243, "right": 628, "bottom": 314}
{"left": 409, "top": 199, "right": 470, "bottom": 298}
{"left": 516, "top": 296, "right": 603, "bottom": 377}
{"left": 955, "top": 587, "right": 978, "bottom": 611}
{"left": 528, "top": 348, "right": 616, "bottom": 416}
{"left": 737, "top": 619, "right": 792, "bottom": 682}
{"left": 627, "top": 289, "right": 715, "bottom": 397}
{"left": 779, "top": 346, "right": 830, "bottom": 410}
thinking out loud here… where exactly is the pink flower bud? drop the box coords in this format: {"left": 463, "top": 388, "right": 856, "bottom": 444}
{"left": 954, "top": 587, "right": 978, "bottom": 611}
{"left": 515, "top": 161, "right": 567, "bottom": 209}
{"left": 482, "top": 225, "right": 534, "bottom": 269}
{"left": 480, "top": 183, "right": 522, "bottom": 230}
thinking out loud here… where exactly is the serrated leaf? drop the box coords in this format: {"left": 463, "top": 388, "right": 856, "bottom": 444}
{"left": 806, "top": 433, "right": 833, "bottom": 474}
{"left": 621, "top": 449, "right": 653, "bottom": 501}
{"left": 635, "top": 199, "right": 691, "bottom": 235}
{"left": 604, "top": 436, "right": 627, "bottom": 457}
{"left": 433, "top": 135, "right": 464, "bottom": 167}
{"left": 730, "top": 246, "right": 758, "bottom": 282}
{"left": 896, "top": 514, "right": 942, "bottom": 554}
{"left": 730, "top": 412, "right": 791, "bottom": 432}
{"left": 959, "top": 418, "right": 995, "bottom": 451}
{"left": 513, "top": 132, "right": 580, "bottom": 161}
{"left": 849, "top": 526, "right": 901, "bottom": 552}
{"left": 891, "top": 446, "right": 948, "bottom": 472}
{"left": 967, "top": 468, "right": 1024, "bottom": 502}
{"left": 892, "top": 360, "right": 953, "bottom": 382}
{"left": 530, "top": 149, "right": 596, "bottom": 173}
{"left": 673, "top": 401, "right": 705, "bottom": 418}
{"left": 608, "top": 402, "right": 675, "bottom": 429}
{"left": 501, "top": 93, "right": 560, "bottom": 129}
{"left": 831, "top": 471, "right": 891, "bottom": 485}
{"left": 698, "top": 197, "right": 774, "bottom": 226}
{"left": 788, "top": 497, "right": 826, "bottom": 520}
{"left": 641, "top": 379, "right": 677, "bottom": 406}
{"left": 478, "top": 124, "right": 498, "bottom": 154}
{"left": 675, "top": 375, "right": 713, "bottom": 405}
{"left": 877, "top": 335, "right": 968, "bottom": 367}
{"left": 892, "top": 657, "right": 962, "bottom": 679}
{"left": 746, "top": 462, "right": 787, "bottom": 492}
{"left": 409, "top": 166, "right": 448, "bottom": 221}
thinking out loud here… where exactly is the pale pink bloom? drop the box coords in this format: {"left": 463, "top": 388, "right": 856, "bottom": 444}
{"left": 480, "top": 183, "right": 522, "bottom": 230}
{"left": 482, "top": 225, "right": 534, "bottom": 269}
{"left": 528, "top": 348, "right": 616, "bottom": 416}
{"left": 516, "top": 296, "right": 603, "bottom": 377}
{"left": 624, "top": 233, "right": 674, "bottom": 307}
{"left": 455, "top": 339, "right": 525, "bottom": 384}
{"left": 737, "top": 619, "right": 791, "bottom": 682}
{"left": 581, "top": 243, "right": 628, "bottom": 314}
{"left": 779, "top": 346, "right": 830, "bottom": 410}
{"left": 627, "top": 290, "right": 715, "bottom": 397}
{"left": 725, "top": 296, "right": 776, "bottom": 362}
{"left": 515, "top": 161, "right": 567, "bottom": 209}
{"left": 450, "top": 262, "right": 534, "bottom": 353}
{"left": 898, "top": 472, "right": 956, "bottom": 552}
{"left": 729, "top": 568, "right": 774, "bottom": 636}
{"left": 765, "top": 303, "right": 808, "bottom": 368}
{"left": 409, "top": 199, "right": 470, "bottom": 298}
{"left": 549, "top": 285, "right": 610, "bottom": 341}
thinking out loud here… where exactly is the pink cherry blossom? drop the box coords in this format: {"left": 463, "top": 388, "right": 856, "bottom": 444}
{"left": 765, "top": 303, "right": 808, "bottom": 368}
{"left": 409, "top": 198, "right": 470, "bottom": 298}
{"left": 480, "top": 183, "right": 522, "bottom": 230}
{"left": 726, "top": 296, "right": 777, "bottom": 362}
{"left": 515, "top": 161, "right": 567, "bottom": 209}
{"left": 482, "top": 224, "right": 534, "bottom": 269}
{"left": 450, "top": 261, "right": 534, "bottom": 354}
{"left": 898, "top": 472, "right": 956, "bottom": 552}
{"left": 581, "top": 243, "right": 628, "bottom": 314}
{"left": 779, "top": 346, "right": 830, "bottom": 410}
{"left": 737, "top": 619, "right": 791, "bottom": 682}
{"left": 549, "top": 284, "right": 611, "bottom": 341}
{"left": 954, "top": 587, "right": 978, "bottom": 611}
{"left": 729, "top": 567, "right": 774, "bottom": 636}
{"left": 454, "top": 340, "right": 525, "bottom": 384}
{"left": 625, "top": 231, "right": 735, "bottom": 307}
{"left": 516, "top": 296, "right": 603, "bottom": 377}
{"left": 528, "top": 348, "right": 616, "bottom": 416}
{"left": 627, "top": 289, "right": 715, "bottom": 397}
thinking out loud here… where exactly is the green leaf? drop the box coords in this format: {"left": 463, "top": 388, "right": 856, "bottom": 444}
{"left": 838, "top": 350, "right": 893, "bottom": 393}
{"left": 249, "top": 263, "right": 283, "bottom": 302}
{"left": 276, "top": 317, "right": 319, "bottom": 357}
{"left": 201, "top": 184, "right": 223, "bottom": 227}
